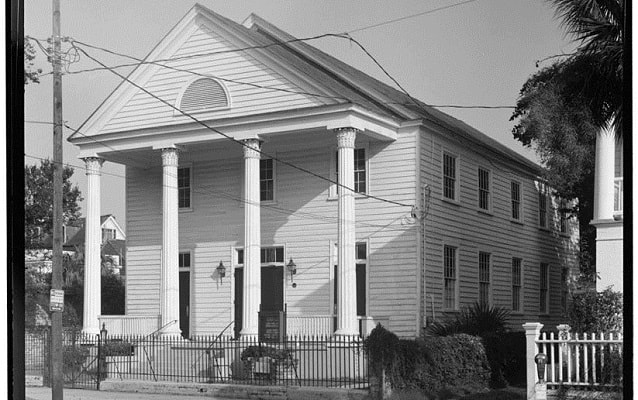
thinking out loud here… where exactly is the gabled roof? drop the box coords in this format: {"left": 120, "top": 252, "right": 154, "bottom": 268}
{"left": 71, "top": 3, "right": 539, "bottom": 173}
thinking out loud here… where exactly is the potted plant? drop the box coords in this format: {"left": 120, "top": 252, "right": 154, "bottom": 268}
{"left": 240, "top": 345, "right": 297, "bottom": 381}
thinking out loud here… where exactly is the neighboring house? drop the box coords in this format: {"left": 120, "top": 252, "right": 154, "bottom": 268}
{"left": 68, "top": 5, "right": 578, "bottom": 338}
{"left": 591, "top": 132, "right": 623, "bottom": 292}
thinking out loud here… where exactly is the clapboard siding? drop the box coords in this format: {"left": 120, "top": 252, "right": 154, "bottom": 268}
{"left": 125, "top": 130, "right": 419, "bottom": 337}
{"left": 420, "top": 127, "right": 577, "bottom": 330}
{"left": 101, "top": 25, "right": 322, "bottom": 134}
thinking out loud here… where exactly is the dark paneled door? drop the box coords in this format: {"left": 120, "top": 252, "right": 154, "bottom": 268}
{"left": 179, "top": 271, "right": 190, "bottom": 338}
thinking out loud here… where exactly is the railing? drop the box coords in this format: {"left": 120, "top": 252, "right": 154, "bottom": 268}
{"left": 98, "top": 334, "right": 368, "bottom": 388}
{"left": 98, "top": 315, "right": 161, "bottom": 336}
{"left": 287, "top": 315, "right": 334, "bottom": 337}
{"left": 524, "top": 323, "right": 623, "bottom": 398}
{"left": 614, "top": 177, "right": 623, "bottom": 213}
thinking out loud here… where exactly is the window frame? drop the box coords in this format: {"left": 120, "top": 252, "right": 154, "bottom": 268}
{"left": 539, "top": 262, "right": 550, "bottom": 315}
{"left": 538, "top": 186, "right": 550, "bottom": 229}
{"left": 558, "top": 199, "right": 569, "bottom": 235}
{"left": 477, "top": 166, "right": 492, "bottom": 213}
{"left": 259, "top": 158, "right": 276, "bottom": 203}
{"left": 510, "top": 180, "right": 523, "bottom": 223}
{"left": 329, "top": 144, "right": 370, "bottom": 199}
{"left": 511, "top": 257, "right": 523, "bottom": 313}
{"left": 478, "top": 251, "right": 492, "bottom": 307}
{"left": 443, "top": 244, "right": 459, "bottom": 311}
{"left": 442, "top": 151, "right": 460, "bottom": 203}
{"left": 178, "top": 165, "right": 193, "bottom": 212}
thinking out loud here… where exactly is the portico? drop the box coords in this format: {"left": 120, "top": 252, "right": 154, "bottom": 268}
{"left": 74, "top": 104, "right": 399, "bottom": 338}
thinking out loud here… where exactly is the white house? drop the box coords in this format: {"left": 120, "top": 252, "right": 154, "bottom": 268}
{"left": 591, "top": 129, "right": 623, "bottom": 292}
{"left": 69, "top": 5, "right": 578, "bottom": 339}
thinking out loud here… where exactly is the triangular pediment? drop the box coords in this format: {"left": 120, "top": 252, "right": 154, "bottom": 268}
{"left": 73, "top": 5, "right": 339, "bottom": 139}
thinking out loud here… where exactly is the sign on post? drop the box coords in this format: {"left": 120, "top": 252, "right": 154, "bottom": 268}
{"left": 49, "top": 289, "right": 64, "bottom": 312}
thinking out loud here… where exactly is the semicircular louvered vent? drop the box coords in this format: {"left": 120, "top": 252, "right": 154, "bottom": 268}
{"left": 179, "top": 78, "right": 229, "bottom": 112}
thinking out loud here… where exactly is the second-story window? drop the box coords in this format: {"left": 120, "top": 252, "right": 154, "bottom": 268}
{"left": 538, "top": 191, "right": 548, "bottom": 228}
{"left": 260, "top": 159, "right": 274, "bottom": 202}
{"left": 478, "top": 168, "right": 490, "bottom": 211}
{"left": 559, "top": 199, "right": 568, "bottom": 234}
{"left": 443, "top": 153, "right": 457, "bottom": 200}
{"left": 511, "top": 181, "right": 521, "bottom": 221}
{"left": 178, "top": 167, "right": 191, "bottom": 209}
{"left": 334, "top": 148, "right": 367, "bottom": 195}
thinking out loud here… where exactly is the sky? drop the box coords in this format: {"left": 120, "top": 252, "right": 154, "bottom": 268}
{"left": 24, "top": 0, "right": 576, "bottom": 230}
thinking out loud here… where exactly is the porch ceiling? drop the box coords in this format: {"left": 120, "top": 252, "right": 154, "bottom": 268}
{"left": 72, "top": 104, "right": 401, "bottom": 166}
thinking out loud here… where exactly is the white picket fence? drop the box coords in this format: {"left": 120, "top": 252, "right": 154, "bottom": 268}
{"left": 524, "top": 323, "right": 623, "bottom": 399}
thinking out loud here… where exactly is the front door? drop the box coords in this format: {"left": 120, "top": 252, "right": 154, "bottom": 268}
{"left": 179, "top": 271, "right": 190, "bottom": 338}
{"left": 233, "top": 266, "right": 284, "bottom": 337}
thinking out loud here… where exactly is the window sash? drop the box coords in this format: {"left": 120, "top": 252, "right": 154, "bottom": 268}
{"left": 444, "top": 245, "right": 457, "bottom": 309}
{"left": 512, "top": 258, "right": 522, "bottom": 311}
{"left": 178, "top": 167, "right": 191, "bottom": 208}
{"left": 539, "top": 192, "right": 548, "bottom": 228}
{"left": 236, "top": 246, "right": 284, "bottom": 265}
{"left": 478, "top": 168, "right": 490, "bottom": 210}
{"left": 443, "top": 154, "right": 456, "bottom": 200}
{"left": 540, "top": 263, "right": 549, "bottom": 313}
{"left": 260, "top": 159, "right": 274, "bottom": 201}
{"left": 335, "top": 149, "right": 367, "bottom": 194}
{"left": 479, "top": 252, "right": 490, "bottom": 306}
{"left": 511, "top": 181, "right": 521, "bottom": 220}
{"left": 179, "top": 252, "right": 191, "bottom": 268}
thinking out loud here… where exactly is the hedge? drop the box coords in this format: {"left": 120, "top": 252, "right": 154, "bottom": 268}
{"left": 366, "top": 325, "right": 491, "bottom": 395}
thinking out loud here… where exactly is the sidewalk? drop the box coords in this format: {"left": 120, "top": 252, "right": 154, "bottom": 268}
{"left": 26, "top": 387, "right": 221, "bottom": 400}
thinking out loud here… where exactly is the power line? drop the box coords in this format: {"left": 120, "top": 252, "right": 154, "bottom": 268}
{"left": 346, "top": 0, "right": 479, "bottom": 34}
{"left": 69, "top": 42, "right": 412, "bottom": 208}
{"left": 24, "top": 152, "right": 414, "bottom": 231}
{"left": 28, "top": 35, "right": 516, "bottom": 111}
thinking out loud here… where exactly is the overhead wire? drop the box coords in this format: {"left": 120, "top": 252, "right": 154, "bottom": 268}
{"left": 24, "top": 152, "right": 414, "bottom": 232}
{"left": 65, "top": 40, "right": 412, "bottom": 208}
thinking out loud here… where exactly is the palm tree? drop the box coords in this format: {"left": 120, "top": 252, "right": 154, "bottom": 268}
{"left": 549, "top": 0, "right": 624, "bottom": 134}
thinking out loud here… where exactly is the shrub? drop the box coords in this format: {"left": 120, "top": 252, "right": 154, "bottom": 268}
{"left": 568, "top": 288, "right": 623, "bottom": 333}
{"left": 63, "top": 345, "right": 89, "bottom": 375}
{"left": 102, "top": 341, "right": 134, "bottom": 357}
{"left": 240, "top": 345, "right": 292, "bottom": 362}
{"left": 426, "top": 302, "right": 510, "bottom": 337}
{"left": 366, "top": 325, "right": 491, "bottom": 395}
{"left": 482, "top": 332, "right": 526, "bottom": 388}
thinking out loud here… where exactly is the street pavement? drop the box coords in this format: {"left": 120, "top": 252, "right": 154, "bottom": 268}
{"left": 26, "top": 387, "right": 224, "bottom": 400}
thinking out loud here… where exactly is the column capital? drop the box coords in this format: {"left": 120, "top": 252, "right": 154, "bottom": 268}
{"left": 242, "top": 138, "right": 262, "bottom": 159}
{"left": 82, "top": 157, "right": 104, "bottom": 175}
{"left": 335, "top": 128, "right": 358, "bottom": 149}
{"left": 161, "top": 147, "right": 179, "bottom": 166}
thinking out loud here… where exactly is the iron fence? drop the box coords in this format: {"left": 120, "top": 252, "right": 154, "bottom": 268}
{"left": 25, "top": 328, "right": 49, "bottom": 383}
{"left": 25, "top": 329, "right": 370, "bottom": 389}
{"left": 100, "top": 333, "right": 368, "bottom": 388}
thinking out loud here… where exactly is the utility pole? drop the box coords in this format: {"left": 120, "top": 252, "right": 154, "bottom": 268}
{"left": 51, "top": 0, "right": 64, "bottom": 398}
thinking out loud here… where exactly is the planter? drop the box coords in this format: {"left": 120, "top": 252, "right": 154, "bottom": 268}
{"left": 274, "top": 359, "right": 298, "bottom": 381}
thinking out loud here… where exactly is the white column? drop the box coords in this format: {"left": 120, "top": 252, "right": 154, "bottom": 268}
{"left": 335, "top": 128, "right": 358, "bottom": 337}
{"left": 160, "top": 147, "right": 181, "bottom": 337}
{"left": 82, "top": 157, "right": 103, "bottom": 335}
{"left": 241, "top": 139, "right": 262, "bottom": 337}
{"left": 593, "top": 126, "right": 615, "bottom": 221}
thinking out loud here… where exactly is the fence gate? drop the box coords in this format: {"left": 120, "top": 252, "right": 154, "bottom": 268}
{"left": 60, "top": 332, "right": 104, "bottom": 390}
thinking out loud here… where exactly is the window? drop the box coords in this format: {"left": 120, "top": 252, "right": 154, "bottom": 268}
{"left": 512, "top": 258, "right": 522, "bottom": 312}
{"left": 511, "top": 181, "right": 522, "bottom": 221}
{"left": 235, "top": 246, "right": 284, "bottom": 266}
{"left": 260, "top": 159, "right": 274, "bottom": 202}
{"left": 560, "top": 269, "right": 568, "bottom": 314}
{"left": 179, "top": 252, "right": 191, "bottom": 269}
{"left": 178, "top": 167, "right": 191, "bottom": 209}
{"left": 559, "top": 200, "right": 568, "bottom": 234}
{"left": 102, "top": 228, "right": 116, "bottom": 241}
{"left": 478, "top": 252, "right": 491, "bottom": 306}
{"left": 443, "top": 245, "right": 458, "bottom": 310}
{"left": 333, "top": 148, "right": 367, "bottom": 196}
{"left": 443, "top": 153, "right": 458, "bottom": 200}
{"left": 538, "top": 190, "right": 548, "bottom": 228}
{"left": 478, "top": 168, "right": 490, "bottom": 210}
{"left": 540, "top": 263, "right": 549, "bottom": 314}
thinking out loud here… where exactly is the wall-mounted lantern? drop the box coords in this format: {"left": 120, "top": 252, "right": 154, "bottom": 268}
{"left": 212, "top": 261, "right": 226, "bottom": 283}
{"left": 286, "top": 258, "right": 296, "bottom": 282}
